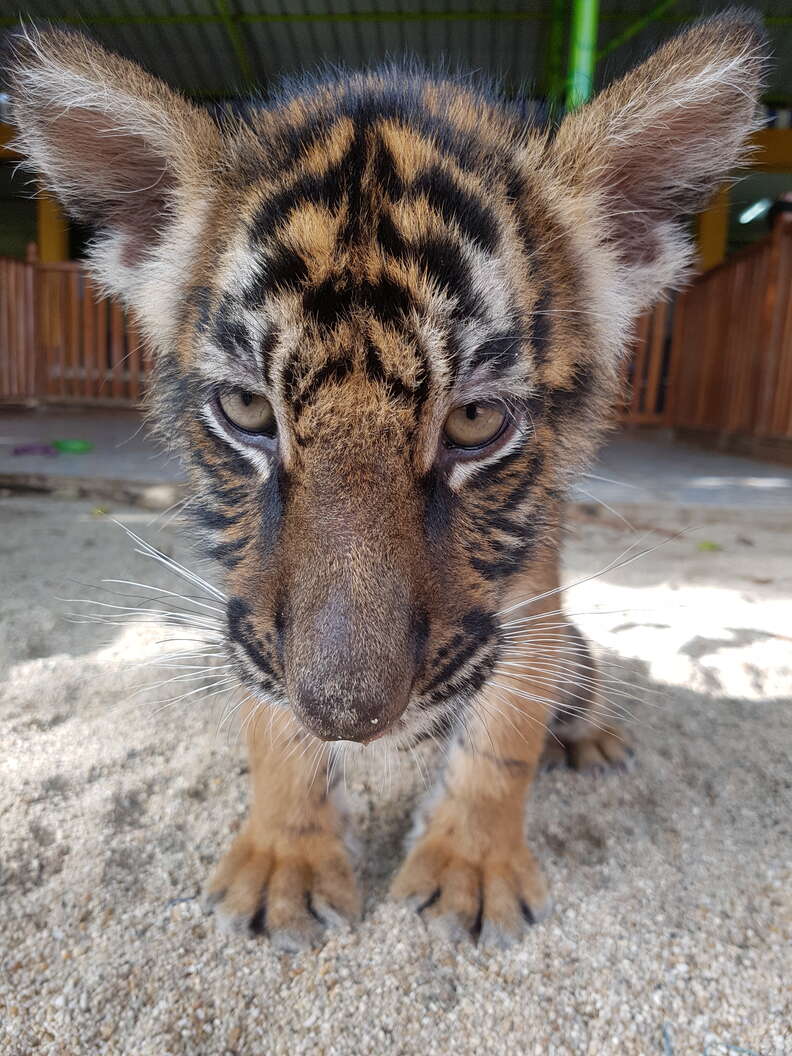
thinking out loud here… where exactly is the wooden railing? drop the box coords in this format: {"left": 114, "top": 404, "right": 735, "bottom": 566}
{"left": 671, "top": 221, "right": 792, "bottom": 441}
{"left": 619, "top": 299, "right": 672, "bottom": 425}
{"left": 0, "top": 256, "right": 36, "bottom": 400}
{"left": 0, "top": 254, "right": 147, "bottom": 405}
{"left": 615, "top": 222, "right": 792, "bottom": 443}
{"left": 0, "top": 254, "right": 675, "bottom": 420}
{"left": 2, "top": 228, "right": 791, "bottom": 449}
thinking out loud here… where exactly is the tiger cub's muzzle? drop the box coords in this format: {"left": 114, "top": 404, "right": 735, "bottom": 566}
{"left": 284, "top": 580, "right": 427, "bottom": 743}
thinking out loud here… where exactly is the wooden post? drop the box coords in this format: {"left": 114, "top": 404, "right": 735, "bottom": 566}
{"left": 36, "top": 194, "right": 69, "bottom": 262}
{"left": 697, "top": 186, "right": 730, "bottom": 272}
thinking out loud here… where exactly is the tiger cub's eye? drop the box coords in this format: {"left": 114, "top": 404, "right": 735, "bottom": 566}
{"left": 218, "top": 389, "right": 276, "bottom": 435}
{"left": 443, "top": 401, "right": 508, "bottom": 449}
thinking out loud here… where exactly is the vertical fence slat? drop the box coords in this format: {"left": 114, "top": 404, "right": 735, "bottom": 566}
{"left": 24, "top": 257, "right": 36, "bottom": 395}
{"left": 68, "top": 269, "right": 80, "bottom": 400}
{"left": 82, "top": 275, "right": 95, "bottom": 400}
{"left": 128, "top": 321, "right": 142, "bottom": 402}
{"left": 645, "top": 299, "right": 667, "bottom": 418}
{"left": 95, "top": 296, "right": 108, "bottom": 399}
{"left": 111, "top": 301, "right": 125, "bottom": 401}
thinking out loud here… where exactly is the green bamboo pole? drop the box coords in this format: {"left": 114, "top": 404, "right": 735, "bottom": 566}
{"left": 544, "top": 0, "right": 567, "bottom": 107}
{"left": 566, "top": 0, "right": 600, "bottom": 109}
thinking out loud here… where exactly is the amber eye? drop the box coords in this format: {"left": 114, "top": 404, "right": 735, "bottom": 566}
{"left": 218, "top": 389, "right": 276, "bottom": 436}
{"left": 443, "top": 400, "right": 508, "bottom": 449}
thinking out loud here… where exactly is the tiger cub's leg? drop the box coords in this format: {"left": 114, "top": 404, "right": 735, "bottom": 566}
{"left": 540, "top": 621, "right": 633, "bottom": 775}
{"left": 205, "top": 703, "right": 360, "bottom": 952}
{"left": 391, "top": 640, "right": 556, "bottom": 949}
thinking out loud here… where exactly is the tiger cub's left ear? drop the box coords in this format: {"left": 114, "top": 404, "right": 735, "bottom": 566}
{"left": 6, "top": 24, "right": 220, "bottom": 277}
{"left": 553, "top": 9, "right": 769, "bottom": 311}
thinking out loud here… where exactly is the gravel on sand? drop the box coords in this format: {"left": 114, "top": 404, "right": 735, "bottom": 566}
{"left": 1, "top": 495, "right": 790, "bottom": 1055}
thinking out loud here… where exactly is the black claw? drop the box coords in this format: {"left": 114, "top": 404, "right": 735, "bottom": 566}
{"left": 249, "top": 901, "right": 267, "bottom": 936}
{"left": 416, "top": 888, "right": 442, "bottom": 914}
{"left": 306, "top": 891, "right": 328, "bottom": 927}
{"left": 520, "top": 899, "right": 536, "bottom": 925}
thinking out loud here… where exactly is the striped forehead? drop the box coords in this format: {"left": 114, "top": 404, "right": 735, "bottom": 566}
{"left": 184, "top": 86, "right": 587, "bottom": 419}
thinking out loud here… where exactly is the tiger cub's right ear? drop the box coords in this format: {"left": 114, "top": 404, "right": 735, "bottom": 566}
{"left": 6, "top": 25, "right": 220, "bottom": 272}
{"left": 552, "top": 10, "right": 769, "bottom": 313}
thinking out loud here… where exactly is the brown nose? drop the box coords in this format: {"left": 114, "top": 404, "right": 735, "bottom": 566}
{"left": 292, "top": 686, "right": 405, "bottom": 743}
{"left": 286, "top": 585, "right": 419, "bottom": 742}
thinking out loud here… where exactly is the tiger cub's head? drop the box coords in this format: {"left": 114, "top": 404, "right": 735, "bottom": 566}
{"left": 8, "top": 16, "right": 766, "bottom": 743}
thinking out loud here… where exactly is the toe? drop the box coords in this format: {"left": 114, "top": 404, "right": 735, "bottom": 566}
{"left": 539, "top": 739, "right": 567, "bottom": 772}
{"left": 313, "top": 854, "right": 361, "bottom": 924}
{"left": 390, "top": 842, "right": 449, "bottom": 903}
{"left": 422, "top": 860, "right": 480, "bottom": 939}
{"left": 211, "top": 851, "right": 272, "bottom": 932}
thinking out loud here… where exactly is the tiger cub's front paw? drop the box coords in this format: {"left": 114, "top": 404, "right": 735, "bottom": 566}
{"left": 204, "top": 822, "right": 360, "bottom": 953}
{"left": 390, "top": 801, "right": 552, "bottom": 950}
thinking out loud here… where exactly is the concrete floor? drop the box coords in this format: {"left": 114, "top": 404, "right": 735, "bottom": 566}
{"left": 0, "top": 408, "right": 181, "bottom": 486}
{"left": 580, "top": 429, "right": 792, "bottom": 510}
{"left": 2, "top": 408, "right": 792, "bottom": 510}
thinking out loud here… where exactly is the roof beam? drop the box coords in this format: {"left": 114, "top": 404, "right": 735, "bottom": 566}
{"left": 597, "top": 0, "right": 679, "bottom": 61}
{"left": 212, "top": 0, "right": 255, "bottom": 86}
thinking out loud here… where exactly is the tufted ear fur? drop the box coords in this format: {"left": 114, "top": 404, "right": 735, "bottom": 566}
{"left": 553, "top": 10, "right": 769, "bottom": 313}
{"left": 6, "top": 25, "right": 221, "bottom": 324}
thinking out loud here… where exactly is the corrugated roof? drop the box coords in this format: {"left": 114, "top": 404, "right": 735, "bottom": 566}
{"left": 3, "top": 1, "right": 791, "bottom": 103}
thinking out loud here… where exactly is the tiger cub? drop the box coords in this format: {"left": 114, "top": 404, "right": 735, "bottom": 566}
{"left": 8, "top": 13, "right": 766, "bottom": 950}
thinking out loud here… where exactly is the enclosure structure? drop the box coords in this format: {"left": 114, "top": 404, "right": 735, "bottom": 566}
{"left": 1, "top": 0, "right": 792, "bottom": 456}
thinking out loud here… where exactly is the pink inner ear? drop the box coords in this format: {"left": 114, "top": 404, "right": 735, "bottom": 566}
{"left": 45, "top": 106, "right": 176, "bottom": 266}
{"left": 602, "top": 93, "right": 743, "bottom": 268}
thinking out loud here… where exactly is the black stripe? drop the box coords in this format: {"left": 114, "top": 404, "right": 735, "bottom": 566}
{"left": 422, "top": 467, "right": 457, "bottom": 550}
{"left": 413, "top": 234, "right": 483, "bottom": 319}
{"left": 193, "top": 423, "right": 255, "bottom": 479}
{"left": 411, "top": 165, "right": 499, "bottom": 252}
{"left": 227, "top": 597, "right": 276, "bottom": 676}
{"left": 504, "top": 164, "right": 536, "bottom": 256}
{"left": 424, "top": 646, "right": 498, "bottom": 706}
{"left": 193, "top": 506, "right": 240, "bottom": 530}
{"left": 467, "top": 333, "right": 522, "bottom": 375}
{"left": 260, "top": 324, "right": 280, "bottom": 386}
{"left": 248, "top": 163, "right": 345, "bottom": 246}
{"left": 371, "top": 137, "right": 404, "bottom": 199}
{"left": 530, "top": 286, "right": 552, "bottom": 364}
{"left": 211, "top": 295, "right": 255, "bottom": 363}
{"left": 286, "top": 355, "right": 353, "bottom": 417}
{"left": 208, "top": 535, "right": 248, "bottom": 563}
{"left": 420, "top": 610, "right": 495, "bottom": 696}
{"left": 302, "top": 275, "right": 414, "bottom": 330}
{"left": 376, "top": 212, "right": 408, "bottom": 258}
{"left": 363, "top": 341, "right": 415, "bottom": 403}
{"left": 260, "top": 244, "right": 310, "bottom": 293}
{"left": 206, "top": 482, "right": 247, "bottom": 506}
{"left": 543, "top": 363, "right": 594, "bottom": 422}
{"left": 470, "top": 535, "right": 536, "bottom": 580}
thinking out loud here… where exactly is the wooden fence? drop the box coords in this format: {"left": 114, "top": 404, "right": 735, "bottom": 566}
{"left": 619, "top": 299, "right": 672, "bottom": 425}
{"left": 0, "top": 256, "right": 36, "bottom": 401}
{"left": 2, "top": 228, "right": 792, "bottom": 449}
{"left": 672, "top": 220, "right": 792, "bottom": 442}
{"left": 0, "top": 253, "right": 675, "bottom": 421}
{"left": 0, "top": 256, "right": 146, "bottom": 405}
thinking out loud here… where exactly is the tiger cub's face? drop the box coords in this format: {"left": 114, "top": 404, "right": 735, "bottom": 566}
{"left": 9, "top": 18, "right": 766, "bottom": 743}
{"left": 171, "top": 84, "right": 618, "bottom": 746}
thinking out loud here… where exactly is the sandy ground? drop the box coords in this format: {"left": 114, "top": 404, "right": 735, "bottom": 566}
{"left": 0, "top": 493, "right": 790, "bottom": 1056}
